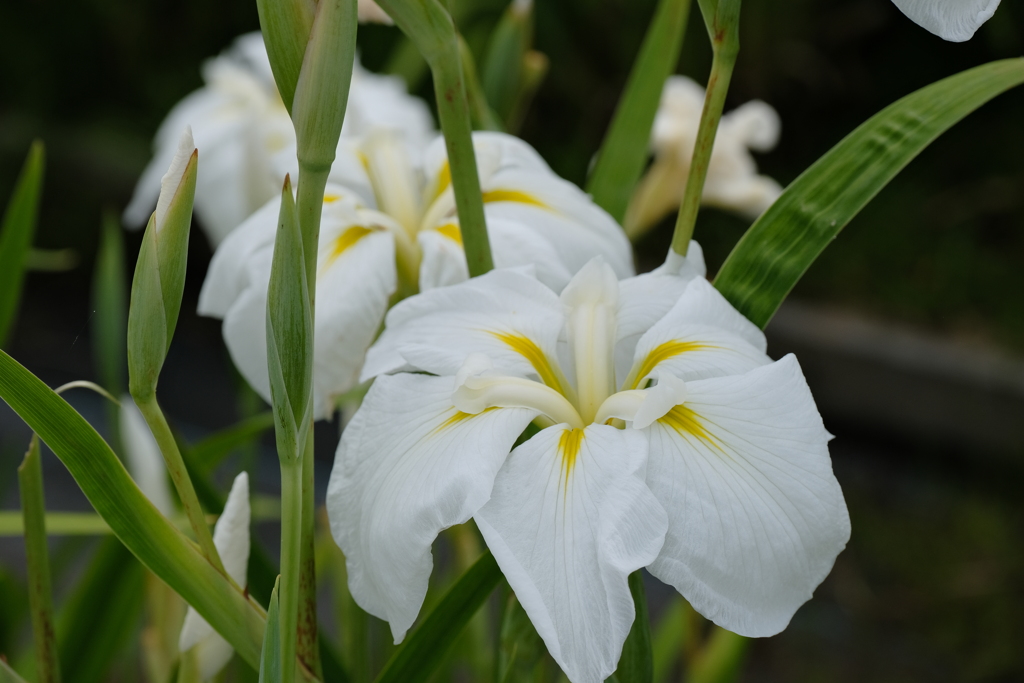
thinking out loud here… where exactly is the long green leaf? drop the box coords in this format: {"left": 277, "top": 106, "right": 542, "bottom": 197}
{"left": 586, "top": 0, "right": 690, "bottom": 223}
{"left": 0, "top": 349, "right": 270, "bottom": 673}
{"left": 259, "top": 578, "right": 283, "bottom": 683}
{"left": 0, "top": 659, "right": 30, "bottom": 683}
{"left": 57, "top": 538, "right": 145, "bottom": 683}
{"left": 0, "top": 140, "right": 45, "bottom": 348}
{"left": 374, "top": 550, "right": 503, "bottom": 683}
{"left": 92, "top": 211, "right": 127, "bottom": 400}
{"left": 610, "top": 571, "right": 653, "bottom": 683}
{"left": 714, "top": 58, "right": 1024, "bottom": 328}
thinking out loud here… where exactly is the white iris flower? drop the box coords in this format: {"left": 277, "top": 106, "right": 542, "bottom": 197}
{"left": 625, "top": 76, "right": 781, "bottom": 238}
{"left": 327, "top": 259, "right": 850, "bottom": 683}
{"left": 198, "top": 132, "right": 634, "bottom": 419}
{"left": 123, "top": 33, "right": 434, "bottom": 246}
{"left": 891, "top": 0, "right": 1001, "bottom": 41}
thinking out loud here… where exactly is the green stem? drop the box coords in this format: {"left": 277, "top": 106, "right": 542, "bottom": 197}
{"left": 295, "top": 165, "right": 331, "bottom": 305}
{"left": 18, "top": 435, "right": 61, "bottom": 683}
{"left": 135, "top": 396, "right": 226, "bottom": 576}
{"left": 279, "top": 459, "right": 304, "bottom": 683}
{"left": 669, "top": 21, "right": 739, "bottom": 257}
{"left": 298, "top": 425, "right": 321, "bottom": 677}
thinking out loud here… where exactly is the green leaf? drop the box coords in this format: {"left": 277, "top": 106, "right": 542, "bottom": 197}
{"left": 460, "top": 35, "right": 504, "bottom": 132}
{"left": 586, "top": 0, "right": 690, "bottom": 223}
{"left": 256, "top": 0, "right": 315, "bottom": 112}
{"left": 189, "top": 411, "right": 276, "bottom": 475}
{"left": 687, "top": 627, "right": 747, "bottom": 683}
{"left": 496, "top": 591, "right": 547, "bottom": 683}
{"left": 374, "top": 550, "right": 502, "bottom": 683}
{"left": 714, "top": 58, "right": 1024, "bottom": 329}
{"left": 481, "top": 0, "right": 532, "bottom": 124}
{"left": 92, "top": 211, "right": 128, "bottom": 400}
{"left": 0, "top": 658, "right": 30, "bottom": 683}
{"left": 609, "top": 571, "right": 652, "bottom": 683}
{"left": 266, "top": 178, "right": 313, "bottom": 465}
{"left": 259, "top": 577, "right": 283, "bottom": 683}
{"left": 0, "top": 140, "right": 45, "bottom": 348}
{"left": 651, "top": 598, "right": 688, "bottom": 683}
{"left": 0, "top": 349, "right": 270, "bottom": 672}
{"left": 57, "top": 538, "right": 145, "bottom": 683}
{"left": 18, "top": 436, "right": 62, "bottom": 683}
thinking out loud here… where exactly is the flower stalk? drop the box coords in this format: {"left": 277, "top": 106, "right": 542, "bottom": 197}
{"left": 670, "top": 0, "right": 741, "bottom": 258}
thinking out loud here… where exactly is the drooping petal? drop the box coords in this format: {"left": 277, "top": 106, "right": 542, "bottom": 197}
{"left": 476, "top": 424, "right": 667, "bottom": 683}
{"left": 643, "top": 356, "right": 850, "bottom": 637}
{"left": 417, "top": 217, "right": 573, "bottom": 292}
{"left": 178, "top": 472, "right": 251, "bottom": 681}
{"left": 120, "top": 397, "right": 175, "bottom": 517}
{"left": 891, "top": 0, "right": 1000, "bottom": 41}
{"left": 624, "top": 277, "right": 770, "bottom": 389}
{"left": 327, "top": 373, "right": 538, "bottom": 641}
{"left": 361, "top": 268, "right": 568, "bottom": 388}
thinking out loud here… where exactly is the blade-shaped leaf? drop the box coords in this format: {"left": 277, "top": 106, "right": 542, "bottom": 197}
{"left": 609, "top": 571, "right": 653, "bottom": 683}
{"left": 0, "top": 659, "right": 30, "bottom": 683}
{"left": 586, "top": 0, "right": 690, "bottom": 223}
{"left": 374, "top": 550, "right": 502, "bottom": 683}
{"left": 260, "top": 577, "right": 283, "bottom": 682}
{"left": 0, "top": 140, "right": 45, "bottom": 348}
{"left": 0, "top": 349, "right": 270, "bottom": 672}
{"left": 714, "top": 58, "right": 1024, "bottom": 329}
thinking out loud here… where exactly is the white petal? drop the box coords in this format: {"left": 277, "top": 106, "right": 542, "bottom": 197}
{"left": 119, "top": 397, "right": 175, "bottom": 517}
{"left": 154, "top": 126, "right": 195, "bottom": 234}
{"left": 891, "top": 0, "right": 1000, "bottom": 41}
{"left": 417, "top": 227, "right": 470, "bottom": 291}
{"left": 644, "top": 356, "right": 850, "bottom": 637}
{"left": 625, "top": 277, "right": 769, "bottom": 388}
{"left": 476, "top": 424, "right": 667, "bottom": 683}
{"left": 361, "top": 268, "right": 566, "bottom": 385}
{"left": 178, "top": 473, "right": 250, "bottom": 681}
{"left": 327, "top": 373, "right": 537, "bottom": 641}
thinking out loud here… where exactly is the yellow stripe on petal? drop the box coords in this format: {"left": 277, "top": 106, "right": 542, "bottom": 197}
{"left": 323, "top": 193, "right": 342, "bottom": 203}
{"left": 558, "top": 427, "right": 584, "bottom": 478}
{"left": 630, "top": 340, "right": 713, "bottom": 389}
{"left": 432, "top": 407, "right": 496, "bottom": 436}
{"left": 324, "top": 226, "right": 375, "bottom": 270}
{"left": 435, "top": 222, "right": 462, "bottom": 246}
{"left": 659, "top": 405, "right": 722, "bottom": 452}
{"left": 490, "top": 331, "right": 565, "bottom": 394}
{"left": 482, "top": 189, "right": 548, "bottom": 209}
{"left": 432, "top": 162, "right": 451, "bottom": 200}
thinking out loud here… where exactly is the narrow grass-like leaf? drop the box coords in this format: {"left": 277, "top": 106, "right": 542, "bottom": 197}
{"left": 0, "top": 659, "right": 30, "bottom": 683}
{"left": 0, "top": 140, "right": 45, "bottom": 348}
{"left": 18, "top": 436, "right": 61, "bottom": 683}
{"left": 92, "top": 211, "right": 128, "bottom": 399}
{"left": 0, "top": 349, "right": 272, "bottom": 673}
{"left": 586, "top": 0, "right": 690, "bottom": 223}
{"left": 651, "top": 597, "right": 688, "bottom": 683}
{"left": 374, "top": 550, "right": 502, "bottom": 683}
{"left": 481, "top": 0, "right": 531, "bottom": 124}
{"left": 609, "top": 571, "right": 653, "bottom": 683}
{"left": 57, "top": 538, "right": 145, "bottom": 683}
{"left": 714, "top": 58, "right": 1024, "bottom": 328}
{"left": 255, "top": 0, "right": 314, "bottom": 112}
{"left": 260, "top": 577, "right": 283, "bottom": 682}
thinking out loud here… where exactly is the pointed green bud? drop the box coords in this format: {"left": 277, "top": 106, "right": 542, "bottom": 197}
{"left": 292, "top": 0, "right": 359, "bottom": 173}
{"left": 127, "top": 127, "right": 197, "bottom": 401}
{"left": 482, "top": 0, "right": 534, "bottom": 123}
{"left": 256, "top": 0, "right": 316, "bottom": 113}
{"left": 266, "top": 176, "right": 313, "bottom": 464}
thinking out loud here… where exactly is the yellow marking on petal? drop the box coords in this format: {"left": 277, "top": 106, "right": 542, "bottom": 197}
{"left": 323, "top": 193, "right": 341, "bottom": 203}
{"left": 433, "top": 161, "right": 451, "bottom": 200}
{"left": 324, "top": 226, "right": 374, "bottom": 269}
{"left": 432, "top": 407, "right": 497, "bottom": 435}
{"left": 489, "top": 331, "right": 564, "bottom": 394}
{"left": 357, "top": 149, "right": 371, "bottom": 171}
{"left": 558, "top": 428, "right": 584, "bottom": 478}
{"left": 631, "top": 340, "right": 713, "bottom": 389}
{"left": 435, "top": 222, "right": 462, "bottom": 246}
{"left": 482, "top": 189, "right": 547, "bottom": 209}
{"left": 659, "top": 405, "right": 723, "bottom": 452}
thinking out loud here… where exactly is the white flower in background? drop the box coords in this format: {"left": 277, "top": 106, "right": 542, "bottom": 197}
{"left": 625, "top": 76, "right": 782, "bottom": 238}
{"left": 120, "top": 396, "right": 174, "bottom": 517}
{"left": 123, "top": 33, "right": 433, "bottom": 246}
{"left": 328, "top": 260, "right": 850, "bottom": 683}
{"left": 178, "top": 473, "right": 251, "bottom": 681}
{"left": 891, "top": 0, "right": 1000, "bottom": 41}
{"left": 198, "top": 132, "right": 634, "bottom": 419}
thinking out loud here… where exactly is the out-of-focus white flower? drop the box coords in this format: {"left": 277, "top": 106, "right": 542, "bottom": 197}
{"left": 891, "top": 0, "right": 1000, "bottom": 41}
{"left": 198, "top": 131, "right": 635, "bottom": 419}
{"left": 358, "top": 0, "right": 393, "bottom": 24}
{"left": 177, "top": 472, "right": 251, "bottom": 682}
{"left": 120, "top": 396, "right": 174, "bottom": 517}
{"left": 625, "top": 76, "right": 782, "bottom": 238}
{"left": 123, "top": 33, "right": 433, "bottom": 246}
{"left": 328, "top": 261, "right": 849, "bottom": 683}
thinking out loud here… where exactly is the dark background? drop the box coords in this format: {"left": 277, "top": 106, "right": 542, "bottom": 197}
{"left": 1, "top": 0, "right": 1023, "bottom": 680}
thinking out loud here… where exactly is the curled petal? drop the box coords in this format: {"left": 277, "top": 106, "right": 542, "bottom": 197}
{"left": 891, "top": 0, "right": 1000, "bottom": 41}
{"left": 644, "top": 356, "right": 850, "bottom": 637}
{"left": 477, "top": 424, "right": 667, "bottom": 683}
{"left": 328, "top": 373, "right": 538, "bottom": 641}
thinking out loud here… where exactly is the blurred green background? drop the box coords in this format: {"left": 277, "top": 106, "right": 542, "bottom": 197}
{"left": 1, "top": 0, "right": 1024, "bottom": 681}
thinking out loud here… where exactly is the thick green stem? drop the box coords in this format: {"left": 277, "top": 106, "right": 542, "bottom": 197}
{"left": 279, "top": 459, "right": 304, "bottom": 683}
{"left": 135, "top": 396, "right": 225, "bottom": 576}
{"left": 18, "top": 436, "right": 61, "bottom": 683}
{"left": 670, "top": 28, "right": 739, "bottom": 257}
{"left": 295, "top": 165, "right": 331, "bottom": 304}
{"left": 298, "top": 425, "right": 321, "bottom": 677}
